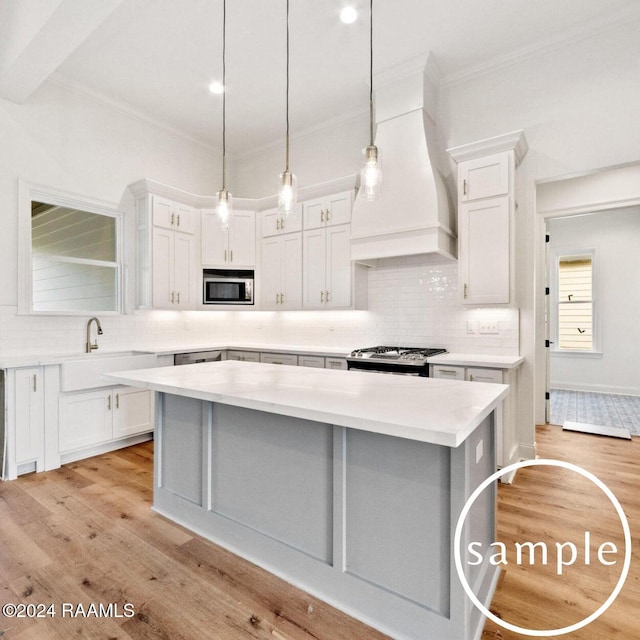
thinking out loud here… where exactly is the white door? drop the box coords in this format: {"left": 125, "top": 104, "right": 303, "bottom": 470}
{"left": 261, "top": 236, "right": 282, "bottom": 309}
{"left": 201, "top": 209, "right": 229, "bottom": 266}
{"left": 112, "top": 387, "right": 152, "bottom": 438}
{"left": 152, "top": 226, "right": 174, "bottom": 308}
{"left": 303, "top": 228, "right": 326, "bottom": 308}
{"left": 59, "top": 390, "right": 112, "bottom": 452}
{"left": 325, "top": 224, "right": 351, "bottom": 308}
{"left": 281, "top": 233, "right": 303, "bottom": 309}
{"left": 228, "top": 210, "right": 256, "bottom": 267}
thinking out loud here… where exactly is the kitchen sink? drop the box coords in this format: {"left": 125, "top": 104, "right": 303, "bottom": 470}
{"left": 60, "top": 350, "right": 159, "bottom": 392}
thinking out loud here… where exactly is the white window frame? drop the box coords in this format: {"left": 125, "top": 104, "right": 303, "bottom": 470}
{"left": 18, "top": 180, "right": 124, "bottom": 316}
{"left": 550, "top": 246, "right": 601, "bottom": 356}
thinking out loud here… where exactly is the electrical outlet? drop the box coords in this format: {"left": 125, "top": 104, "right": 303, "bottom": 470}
{"left": 479, "top": 322, "right": 498, "bottom": 334}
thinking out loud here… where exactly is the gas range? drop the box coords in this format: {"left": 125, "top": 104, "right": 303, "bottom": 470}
{"left": 347, "top": 346, "right": 447, "bottom": 376}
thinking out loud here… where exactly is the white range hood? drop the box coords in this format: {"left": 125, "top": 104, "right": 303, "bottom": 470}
{"left": 351, "top": 55, "right": 456, "bottom": 262}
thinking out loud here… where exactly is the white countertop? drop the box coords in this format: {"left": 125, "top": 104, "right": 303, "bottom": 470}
{"left": 102, "top": 360, "right": 509, "bottom": 448}
{"left": 427, "top": 353, "right": 524, "bottom": 369}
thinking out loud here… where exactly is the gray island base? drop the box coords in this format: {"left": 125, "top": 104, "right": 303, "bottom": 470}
{"left": 103, "top": 361, "right": 507, "bottom": 640}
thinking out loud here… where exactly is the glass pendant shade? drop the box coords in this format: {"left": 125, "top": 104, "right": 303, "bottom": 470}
{"left": 216, "top": 188, "right": 232, "bottom": 230}
{"left": 278, "top": 169, "right": 297, "bottom": 216}
{"left": 361, "top": 144, "right": 381, "bottom": 201}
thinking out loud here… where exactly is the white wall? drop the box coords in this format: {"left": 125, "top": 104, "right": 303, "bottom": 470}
{"left": 548, "top": 208, "right": 640, "bottom": 395}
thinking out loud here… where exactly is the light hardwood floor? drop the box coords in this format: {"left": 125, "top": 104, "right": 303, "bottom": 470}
{"left": 1, "top": 426, "right": 637, "bottom": 640}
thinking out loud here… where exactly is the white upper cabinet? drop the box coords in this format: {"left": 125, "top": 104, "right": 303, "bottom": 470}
{"left": 202, "top": 209, "right": 255, "bottom": 268}
{"left": 262, "top": 205, "right": 302, "bottom": 237}
{"left": 152, "top": 196, "right": 196, "bottom": 233}
{"left": 458, "top": 153, "right": 510, "bottom": 202}
{"left": 303, "top": 224, "right": 352, "bottom": 309}
{"left": 302, "top": 191, "right": 352, "bottom": 230}
{"left": 448, "top": 130, "right": 528, "bottom": 306}
{"left": 262, "top": 232, "right": 303, "bottom": 310}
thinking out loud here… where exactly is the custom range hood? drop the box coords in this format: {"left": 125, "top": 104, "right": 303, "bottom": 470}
{"left": 351, "top": 54, "right": 456, "bottom": 262}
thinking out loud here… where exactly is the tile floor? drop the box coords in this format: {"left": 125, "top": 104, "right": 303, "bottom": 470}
{"left": 550, "top": 389, "right": 640, "bottom": 436}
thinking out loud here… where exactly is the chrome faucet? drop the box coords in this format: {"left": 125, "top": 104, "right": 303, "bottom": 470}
{"left": 86, "top": 317, "right": 103, "bottom": 353}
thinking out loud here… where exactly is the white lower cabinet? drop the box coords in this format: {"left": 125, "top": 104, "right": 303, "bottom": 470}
{"left": 260, "top": 353, "right": 298, "bottom": 366}
{"left": 59, "top": 386, "right": 152, "bottom": 454}
{"left": 8, "top": 367, "right": 45, "bottom": 477}
{"left": 299, "top": 355, "right": 325, "bottom": 368}
{"left": 325, "top": 357, "right": 347, "bottom": 370}
{"left": 430, "top": 364, "right": 517, "bottom": 470}
{"left": 226, "top": 350, "right": 260, "bottom": 362}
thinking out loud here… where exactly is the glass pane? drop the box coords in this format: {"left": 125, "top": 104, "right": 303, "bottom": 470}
{"left": 558, "top": 258, "right": 592, "bottom": 302}
{"left": 558, "top": 301, "right": 592, "bottom": 350}
{"left": 31, "top": 201, "right": 116, "bottom": 262}
{"left": 32, "top": 256, "right": 117, "bottom": 312}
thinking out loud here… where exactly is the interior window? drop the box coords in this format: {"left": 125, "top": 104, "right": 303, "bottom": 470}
{"left": 557, "top": 255, "right": 593, "bottom": 351}
{"left": 19, "top": 183, "right": 122, "bottom": 315}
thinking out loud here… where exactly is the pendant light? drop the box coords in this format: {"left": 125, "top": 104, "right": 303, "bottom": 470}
{"left": 216, "top": 0, "right": 232, "bottom": 229}
{"left": 361, "top": 0, "right": 381, "bottom": 200}
{"left": 278, "top": 0, "right": 297, "bottom": 217}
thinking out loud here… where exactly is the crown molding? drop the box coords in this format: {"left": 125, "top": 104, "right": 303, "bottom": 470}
{"left": 447, "top": 130, "right": 528, "bottom": 166}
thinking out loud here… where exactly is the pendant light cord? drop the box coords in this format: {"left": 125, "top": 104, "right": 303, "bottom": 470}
{"left": 369, "top": 0, "right": 374, "bottom": 146}
{"left": 285, "top": 0, "right": 290, "bottom": 172}
{"left": 221, "top": 0, "right": 227, "bottom": 190}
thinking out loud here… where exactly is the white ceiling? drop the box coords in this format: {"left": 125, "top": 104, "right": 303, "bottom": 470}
{"left": 3, "top": 0, "right": 639, "bottom": 156}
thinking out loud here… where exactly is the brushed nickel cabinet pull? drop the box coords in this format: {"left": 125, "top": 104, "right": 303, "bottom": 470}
{"left": 230, "top": 250, "right": 233, "bottom": 262}
{"left": 464, "top": 283, "right": 468, "bottom": 299}
{"left": 170, "top": 212, "right": 175, "bottom": 226}
{"left": 463, "top": 179, "right": 468, "bottom": 196}
{"left": 320, "top": 291, "right": 325, "bottom": 303}
{"left": 107, "top": 395, "right": 111, "bottom": 410}
{"left": 115, "top": 393, "right": 120, "bottom": 409}
{"left": 176, "top": 292, "right": 180, "bottom": 304}
{"left": 281, "top": 292, "right": 284, "bottom": 303}
{"left": 176, "top": 214, "right": 181, "bottom": 227}
{"left": 325, "top": 289, "right": 330, "bottom": 302}
{"left": 281, "top": 218, "right": 285, "bottom": 229}
{"left": 33, "top": 374, "right": 37, "bottom": 392}
{"left": 224, "top": 249, "right": 228, "bottom": 262}
{"left": 171, "top": 291, "right": 175, "bottom": 304}
{"left": 276, "top": 219, "right": 280, "bottom": 230}
{"left": 320, "top": 210, "right": 325, "bottom": 223}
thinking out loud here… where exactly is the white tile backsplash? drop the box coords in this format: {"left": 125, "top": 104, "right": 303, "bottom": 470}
{"left": 0, "top": 255, "right": 519, "bottom": 357}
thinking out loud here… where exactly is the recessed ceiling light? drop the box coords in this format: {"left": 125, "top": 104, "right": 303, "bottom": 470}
{"left": 340, "top": 6, "right": 358, "bottom": 24}
{"left": 209, "top": 81, "right": 224, "bottom": 95}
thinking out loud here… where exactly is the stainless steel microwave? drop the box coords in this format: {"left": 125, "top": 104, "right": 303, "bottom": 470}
{"left": 203, "top": 269, "right": 254, "bottom": 305}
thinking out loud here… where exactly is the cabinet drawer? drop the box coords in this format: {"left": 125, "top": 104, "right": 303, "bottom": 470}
{"left": 325, "top": 357, "right": 347, "bottom": 370}
{"left": 226, "top": 350, "right": 260, "bottom": 362}
{"left": 466, "top": 367, "right": 503, "bottom": 384}
{"left": 431, "top": 365, "right": 464, "bottom": 380}
{"left": 299, "top": 355, "right": 325, "bottom": 368}
{"left": 260, "top": 353, "right": 298, "bottom": 366}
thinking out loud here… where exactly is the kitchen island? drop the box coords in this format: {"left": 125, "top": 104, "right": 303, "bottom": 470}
{"left": 103, "top": 360, "right": 508, "bottom": 640}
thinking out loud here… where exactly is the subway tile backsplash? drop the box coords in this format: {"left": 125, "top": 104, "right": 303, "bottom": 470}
{"left": 0, "top": 255, "right": 518, "bottom": 357}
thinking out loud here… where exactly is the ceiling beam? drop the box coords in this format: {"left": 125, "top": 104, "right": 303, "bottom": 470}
{"left": 0, "top": 0, "right": 124, "bottom": 103}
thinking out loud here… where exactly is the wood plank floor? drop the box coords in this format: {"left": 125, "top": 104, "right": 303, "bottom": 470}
{"left": 1, "top": 426, "right": 638, "bottom": 639}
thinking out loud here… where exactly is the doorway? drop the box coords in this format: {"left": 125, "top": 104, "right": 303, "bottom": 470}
{"left": 535, "top": 162, "right": 640, "bottom": 435}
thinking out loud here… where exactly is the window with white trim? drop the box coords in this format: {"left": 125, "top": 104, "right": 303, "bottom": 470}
{"left": 557, "top": 254, "right": 593, "bottom": 351}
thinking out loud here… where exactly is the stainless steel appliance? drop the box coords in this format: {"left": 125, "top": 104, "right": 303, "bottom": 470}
{"left": 347, "top": 346, "right": 447, "bottom": 376}
{"left": 203, "top": 269, "right": 254, "bottom": 305}
{"left": 174, "top": 350, "right": 223, "bottom": 366}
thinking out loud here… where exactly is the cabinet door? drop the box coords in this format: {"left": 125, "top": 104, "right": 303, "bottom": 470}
{"left": 14, "top": 368, "right": 44, "bottom": 466}
{"left": 466, "top": 368, "right": 503, "bottom": 384}
{"left": 302, "top": 197, "right": 327, "bottom": 230}
{"left": 325, "top": 191, "right": 352, "bottom": 226}
{"left": 201, "top": 209, "right": 229, "bottom": 266}
{"left": 174, "top": 202, "right": 195, "bottom": 234}
{"left": 459, "top": 153, "right": 509, "bottom": 201}
{"left": 112, "top": 387, "right": 152, "bottom": 439}
{"left": 325, "top": 224, "right": 351, "bottom": 308}
{"left": 228, "top": 210, "right": 256, "bottom": 267}
{"left": 152, "top": 226, "right": 174, "bottom": 308}
{"left": 261, "top": 236, "right": 282, "bottom": 309}
{"left": 151, "top": 196, "right": 175, "bottom": 229}
{"left": 59, "top": 390, "right": 112, "bottom": 453}
{"left": 281, "top": 233, "right": 302, "bottom": 309}
{"left": 431, "top": 365, "right": 464, "bottom": 380}
{"left": 173, "top": 231, "right": 194, "bottom": 308}
{"left": 459, "top": 196, "right": 510, "bottom": 304}
{"left": 262, "top": 209, "right": 281, "bottom": 237}
{"left": 303, "top": 228, "right": 327, "bottom": 308}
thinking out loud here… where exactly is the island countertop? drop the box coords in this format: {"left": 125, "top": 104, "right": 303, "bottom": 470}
{"left": 103, "top": 360, "right": 508, "bottom": 447}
